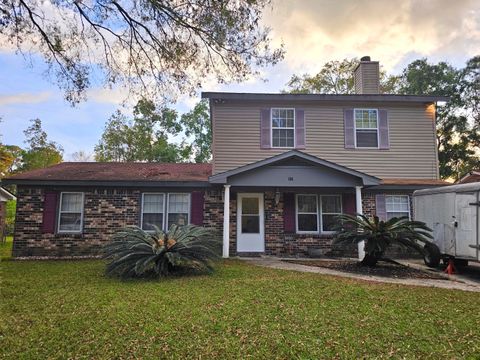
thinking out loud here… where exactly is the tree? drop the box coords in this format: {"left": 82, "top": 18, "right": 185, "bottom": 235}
{"left": 397, "top": 58, "right": 479, "bottom": 180}
{"left": 94, "top": 99, "right": 189, "bottom": 162}
{"left": 18, "top": 119, "right": 63, "bottom": 172}
{"left": 71, "top": 150, "right": 94, "bottom": 162}
{"left": 284, "top": 58, "right": 399, "bottom": 94}
{"left": 1, "top": 0, "right": 284, "bottom": 105}
{"left": 460, "top": 56, "right": 480, "bottom": 149}
{"left": 180, "top": 100, "right": 212, "bottom": 163}
{"left": 0, "top": 144, "right": 23, "bottom": 177}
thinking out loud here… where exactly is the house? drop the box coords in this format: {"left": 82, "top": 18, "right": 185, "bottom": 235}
{"left": 457, "top": 170, "right": 480, "bottom": 184}
{"left": 0, "top": 187, "right": 16, "bottom": 240}
{"left": 2, "top": 57, "right": 449, "bottom": 258}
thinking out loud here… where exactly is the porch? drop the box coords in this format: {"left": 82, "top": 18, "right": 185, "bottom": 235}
{"left": 208, "top": 150, "right": 381, "bottom": 258}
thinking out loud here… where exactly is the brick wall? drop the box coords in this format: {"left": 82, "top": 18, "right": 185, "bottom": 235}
{"left": 203, "top": 188, "right": 418, "bottom": 258}
{"left": 13, "top": 186, "right": 142, "bottom": 257}
{"left": 13, "top": 185, "right": 419, "bottom": 258}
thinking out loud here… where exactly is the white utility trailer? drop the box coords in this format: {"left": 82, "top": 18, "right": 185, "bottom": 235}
{"left": 414, "top": 182, "right": 480, "bottom": 267}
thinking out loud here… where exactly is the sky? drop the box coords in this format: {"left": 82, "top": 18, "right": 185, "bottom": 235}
{"left": 0, "top": 0, "right": 479, "bottom": 160}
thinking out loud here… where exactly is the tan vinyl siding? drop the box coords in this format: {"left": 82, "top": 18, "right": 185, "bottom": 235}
{"left": 212, "top": 100, "right": 438, "bottom": 179}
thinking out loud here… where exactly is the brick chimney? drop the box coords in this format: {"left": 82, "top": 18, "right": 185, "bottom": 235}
{"left": 354, "top": 56, "right": 380, "bottom": 94}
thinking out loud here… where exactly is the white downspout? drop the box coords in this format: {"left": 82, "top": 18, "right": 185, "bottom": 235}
{"left": 223, "top": 185, "right": 231, "bottom": 258}
{"left": 355, "top": 185, "right": 365, "bottom": 261}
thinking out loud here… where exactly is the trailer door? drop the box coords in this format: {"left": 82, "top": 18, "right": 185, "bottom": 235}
{"left": 454, "top": 192, "right": 478, "bottom": 259}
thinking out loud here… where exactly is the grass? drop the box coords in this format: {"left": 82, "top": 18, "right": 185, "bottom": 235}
{"left": 0, "top": 236, "right": 13, "bottom": 260}
{"left": 1, "top": 259, "right": 479, "bottom": 359}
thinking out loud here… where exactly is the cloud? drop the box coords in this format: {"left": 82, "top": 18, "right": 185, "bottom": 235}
{"left": 87, "top": 87, "right": 131, "bottom": 105}
{"left": 0, "top": 91, "right": 53, "bottom": 106}
{"left": 263, "top": 0, "right": 480, "bottom": 73}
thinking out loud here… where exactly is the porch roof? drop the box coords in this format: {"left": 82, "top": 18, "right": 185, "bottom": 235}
{"left": 209, "top": 150, "right": 381, "bottom": 187}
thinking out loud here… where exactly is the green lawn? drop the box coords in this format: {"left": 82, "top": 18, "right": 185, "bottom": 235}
{"left": 0, "top": 236, "right": 13, "bottom": 260}
{"left": 1, "top": 260, "right": 479, "bottom": 359}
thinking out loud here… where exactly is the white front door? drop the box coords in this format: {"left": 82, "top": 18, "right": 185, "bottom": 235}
{"left": 237, "top": 193, "right": 264, "bottom": 252}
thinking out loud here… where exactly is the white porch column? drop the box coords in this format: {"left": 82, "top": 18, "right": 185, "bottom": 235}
{"left": 355, "top": 185, "right": 365, "bottom": 261}
{"left": 223, "top": 185, "right": 231, "bottom": 258}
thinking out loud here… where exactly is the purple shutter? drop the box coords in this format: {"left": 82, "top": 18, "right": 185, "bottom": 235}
{"left": 283, "top": 193, "right": 295, "bottom": 233}
{"left": 342, "top": 193, "right": 356, "bottom": 215}
{"left": 344, "top": 109, "right": 355, "bottom": 149}
{"left": 375, "top": 194, "right": 387, "bottom": 221}
{"left": 260, "top": 108, "right": 271, "bottom": 149}
{"left": 42, "top": 192, "right": 58, "bottom": 233}
{"left": 378, "top": 109, "right": 389, "bottom": 149}
{"left": 190, "top": 191, "right": 204, "bottom": 226}
{"left": 295, "top": 109, "right": 306, "bottom": 149}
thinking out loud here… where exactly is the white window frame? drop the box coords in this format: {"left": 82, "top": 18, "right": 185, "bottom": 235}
{"left": 271, "top": 107, "right": 296, "bottom": 149}
{"left": 354, "top": 108, "right": 379, "bottom": 149}
{"left": 295, "top": 194, "right": 319, "bottom": 234}
{"left": 295, "top": 194, "right": 343, "bottom": 234}
{"left": 320, "top": 195, "right": 343, "bottom": 234}
{"left": 141, "top": 193, "right": 166, "bottom": 232}
{"left": 166, "top": 193, "right": 191, "bottom": 230}
{"left": 57, "top": 192, "right": 84, "bottom": 234}
{"left": 385, "top": 195, "right": 411, "bottom": 220}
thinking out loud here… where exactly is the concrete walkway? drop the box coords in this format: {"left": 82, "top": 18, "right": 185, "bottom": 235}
{"left": 243, "top": 257, "right": 480, "bottom": 293}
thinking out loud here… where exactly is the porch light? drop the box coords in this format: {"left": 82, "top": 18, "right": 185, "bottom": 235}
{"left": 275, "top": 189, "right": 281, "bottom": 205}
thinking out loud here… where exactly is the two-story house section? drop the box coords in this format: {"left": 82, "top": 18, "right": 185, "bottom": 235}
{"left": 3, "top": 57, "right": 449, "bottom": 259}
{"left": 203, "top": 57, "right": 447, "bottom": 257}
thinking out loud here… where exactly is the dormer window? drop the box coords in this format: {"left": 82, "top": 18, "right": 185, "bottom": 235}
{"left": 271, "top": 108, "right": 295, "bottom": 148}
{"left": 354, "top": 109, "right": 378, "bottom": 148}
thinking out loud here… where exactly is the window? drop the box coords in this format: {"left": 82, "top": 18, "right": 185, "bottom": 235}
{"left": 271, "top": 108, "right": 295, "bottom": 148}
{"left": 296, "top": 194, "right": 318, "bottom": 233}
{"left": 58, "top": 192, "right": 84, "bottom": 233}
{"left": 141, "top": 193, "right": 165, "bottom": 231}
{"left": 321, "top": 195, "right": 342, "bottom": 232}
{"left": 355, "top": 109, "right": 378, "bottom": 148}
{"left": 386, "top": 195, "right": 410, "bottom": 220}
{"left": 296, "top": 194, "right": 342, "bottom": 233}
{"left": 241, "top": 197, "right": 260, "bottom": 234}
{"left": 167, "top": 193, "right": 190, "bottom": 230}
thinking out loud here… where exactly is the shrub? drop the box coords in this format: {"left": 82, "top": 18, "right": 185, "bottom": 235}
{"left": 103, "top": 224, "right": 221, "bottom": 279}
{"left": 333, "top": 214, "right": 433, "bottom": 266}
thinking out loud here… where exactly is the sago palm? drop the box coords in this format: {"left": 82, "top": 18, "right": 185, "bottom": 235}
{"left": 103, "top": 224, "right": 221, "bottom": 278}
{"left": 333, "top": 214, "right": 433, "bottom": 266}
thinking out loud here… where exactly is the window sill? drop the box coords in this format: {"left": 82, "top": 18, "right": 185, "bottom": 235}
{"left": 354, "top": 147, "right": 380, "bottom": 150}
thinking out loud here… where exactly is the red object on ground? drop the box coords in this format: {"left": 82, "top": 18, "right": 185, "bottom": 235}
{"left": 444, "top": 259, "right": 456, "bottom": 275}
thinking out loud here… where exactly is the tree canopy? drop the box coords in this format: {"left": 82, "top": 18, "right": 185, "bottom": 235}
{"left": 94, "top": 99, "right": 189, "bottom": 162}
{"left": 0, "top": 118, "right": 63, "bottom": 177}
{"left": 19, "top": 119, "right": 64, "bottom": 172}
{"left": 180, "top": 100, "right": 212, "bottom": 163}
{"left": 284, "top": 58, "right": 400, "bottom": 94}
{"left": 396, "top": 58, "right": 479, "bottom": 180}
{"left": 94, "top": 98, "right": 212, "bottom": 163}
{"left": 1, "top": 0, "right": 284, "bottom": 105}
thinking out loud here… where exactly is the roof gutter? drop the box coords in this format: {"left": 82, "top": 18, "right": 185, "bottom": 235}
{"left": 202, "top": 92, "right": 448, "bottom": 103}
{"left": 1, "top": 179, "right": 211, "bottom": 188}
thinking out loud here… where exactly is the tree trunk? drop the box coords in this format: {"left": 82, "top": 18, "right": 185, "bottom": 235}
{"left": 360, "top": 253, "right": 378, "bottom": 267}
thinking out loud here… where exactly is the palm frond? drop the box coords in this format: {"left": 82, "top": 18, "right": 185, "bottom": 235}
{"left": 333, "top": 213, "right": 434, "bottom": 266}
{"left": 103, "top": 225, "right": 221, "bottom": 279}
